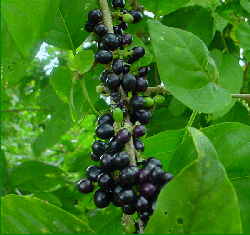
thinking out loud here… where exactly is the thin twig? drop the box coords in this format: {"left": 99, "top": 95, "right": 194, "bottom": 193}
{"left": 231, "top": 94, "right": 250, "bottom": 99}
{"left": 1, "top": 108, "right": 48, "bottom": 113}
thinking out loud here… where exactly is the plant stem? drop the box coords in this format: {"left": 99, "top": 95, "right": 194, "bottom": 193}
{"left": 187, "top": 111, "right": 198, "bottom": 128}
{"left": 1, "top": 108, "right": 48, "bottom": 113}
{"left": 98, "top": 0, "right": 114, "bottom": 33}
{"left": 231, "top": 94, "right": 250, "bottom": 99}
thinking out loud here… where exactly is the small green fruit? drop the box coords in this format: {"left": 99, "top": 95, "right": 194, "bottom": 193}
{"left": 144, "top": 97, "right": 154, "bottom": 107}
{"left": 123, "top": 13, "right": 134, "bottom": 23}
{"left": 113, "top": 107, "right": 123, "bottom": 122}
{"left": 123, "top": 221, "right": 137, "bottom": 234}
{"left": 154, "top": 95, "right": 165, "bottom": 104}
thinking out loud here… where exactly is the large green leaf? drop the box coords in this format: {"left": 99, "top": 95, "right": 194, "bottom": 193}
{"left": 1, "top": 195, "right": 94, "bottom": 234}
{"left": 8, "top": 161, "right": 67, "bottom": 192}
{"left": 147, "top": 19, "right": 231, "bottom": 113}
{"left": 235, "top": 22, "right": 250, "bottom": 51}
{"left": 73, "top": 50, "right": 94, "bottom": 74}
{"left": 169, "top": 123, "right": 250, "bottom": 233}
{"left": 144, "top": 129, "right": 186, "bottom": 171}
{"left": 1, "top": 0, "right": 59, "bottom": 86}
{"left": 241, "top": 0, "right": 250, "bottom": 13}
{"left": 137, "top": 0, "right": 191, "bottom": 18}
{"left": 45, "top": 0, "right": 98, "bottom": 51}
{"left": 145, "top": 128, "right": 242, "bottom": 234}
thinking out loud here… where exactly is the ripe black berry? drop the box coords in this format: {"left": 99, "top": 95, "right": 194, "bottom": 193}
{"left": 138, "top": 169, "right": 151, "bottom": 184}
{"left": 136, "top": 195, "right": 149, "bottom": 212}
{"left": 114, "top": 152, "right": 130, "bottom": 170}
{"left": 113, "top": 183, "right": 124, "bottom": 196}
{"left": 113, "top": 25, "right": 123, "bottom": 35}
{"left": 100, "top": 153, "right": 115, "bottom": 172}
{"left": 135, "top": 109, "right": 151, "bottom": 125}
{"left": 119, "top": 166, "right": 139, "bottom": 186}
{"left": 130, "top": 95, "right": 146, "bottom": 111}
{"left": 95, "top": 124, "right": 115, "bottom": 139}
{"left": 92, "top": 140, "right": 108, "bottom": 157}
{"left": 98, "top": 113, "right": 114, "bottom": 126}
{"left": 147, "top": 157, "right": 162, "bottom": 168}
{"left": 151, "top": 167, "right": 166, "bottom": 184}
{"left": 142, "top": 162, "right": 157, "bottom": 172}
{"left": 138, "top": 66, "right": 150, "bottom": 77}
{"left": 107, "top": 74, "right": 121, "bottom": 90}
{"left": 112, "top": 0, "right": 125, "bottom": 9}
{"left": 118, "top": 188, "right": 137, "bottom": 205}
{"left": 112, "top": 59, "right": 125, "bottom": 75}
{"left": 122, "top": 204, "right": 137, "bottom": 215}
{"left": 100, "top": 70, "right": 113, "bottom": 83}
{"left": 123, "top": 65, "right": 130, "bottom": 74}
{"left": 94, "top": 23, "right": 108, "bottom": 36}
{"left": 86, "top": 165, "right": 102, "bottom": 182}
{"left": 133, "top": 138, "right": 145, "bottom": 152}
{"left": 164, "top": 172, "right": 174, "bottom": 182}
{"left": 108, "top": 136, "right": 125, "bottom": 153}
{"left": 94, "top": 50, "right": 113, "bottom": 64}
{"left": 139, "top": 211, "right": 150, "bottom": 222}
{"left": 88, "top": 9, "right": 103, "bottom": 24}
{"left": 97, "top": 172, "right": 114, "bottom": 189}
{"left": 121, "top": 73, "right": 137, "bottom": 91}
{"left": 122, "top": 33, "right": 133, "bottom": 46}
{"left": 119, "top": 21, "right": 129, "bottom": 30}
{"left": 94, "top": 189, "right": 111, "bottom": 208}
{"left": 103, "top": 33, "right": 120, "bottom": 51}
{"left": 135, "top": 77, "right": 148, "bottom": 93}
{"left": 91, "top": 152, "right": 100, "bottom": 162}
{"left": 117, "top": 128, "right": 131, "bottom": 144}
{"left": 132, "top": 47, "right": 145, "bottom": 59}
{"left": 85, "top": 21, "right": 95, "bottom": 33}
{"left": 129, "top": 10, "right": 143, "bottom": 23}
{"left": 140, "top": 183, "right": 157, "bottom": 198}
{"left": 78, "top": 179, "right": 94, "bottom": 194}
{"left": 133, "top": 125, "right": 146, "bottom": 137}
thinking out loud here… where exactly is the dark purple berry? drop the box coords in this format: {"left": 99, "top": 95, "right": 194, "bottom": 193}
{"left": 91, "top": 152, "right": 100, "bottom": 162}
{"left": 142, "top": 162, "right": 157, "bottom": 172}
{"left": 97, "top": 172, "right": 114, "bottom": 189}
{"left": 135, "top": 77, "right": 148, "bottom": 93}
{"left": 112, "top": 194, "right": 122, "bottom": 207}
{"left": 130, "top": 95, "right": 146, "bottom": 110}
{"left": 85, "top": 21, "right": 95, "bottom": 33}
{"left": 123, "top": 65, "right": 130, "bottom": 74}
{"left": 100, "top": 70, "right": 113, "bottom": 83}
{"left": 132, "top": 47, "right": 145, "bottom": 59}
{"left": 107, "top": 74, "right": 121, "bottom": 90}
{"left": 86, "top": 165, "right": 102, "bottom": 182}
{"left": 122, "top": 33, "right": 133, "bottom": 46}
{"left": 133, "top": 138, "right": 145, "bottom": 152}
{"left": 78, "top": 179, "right": 94, "bottom": 194}
{"left": 113, "top": 25, "right": 123, "bottom": 35}
{"left": 120, "top": 166, "right": 140, "bottom": 186}
{"left": 94, "top": 23, "right": 108, "bottom": 36}
{"left": 88, "top": 9, "right": 103, "bottom": 24}
{"left": 117, "top": 128, "right": 131, "bottom": 144}
{"left": 138, "top": 169, "right": 151, "bottom": 184}
{"left": 118, "top": 188, "right": 137, "bottom": 205}
{"left": 147, "top": 157, "right": 162, "bottom": 168}
{"left": 140, "top": 183, "right": 157, "bottom": 198}
{"left": 108, "top": 136, "right": 125, "bottom": 153}
{"left": 138, "top": 67, "right": 150, "bottom": 77}
{"left": 135, "top": 109, "right": 151, "bottom": 125}
{"left": 103, "top": 33, "right": 120, "bottom": 51}
{"left": 151, "top": 200, "right": 157, "bottom": 211}
{"left": 112, "top": 0, "right": 125, "bottom": 9}
{"left": 164, "top": 172, "right": 174, "bottom": 182}
{"left": 100, "top": 153, "right": 115, "bottom": 172}
{"left": 95, "top": 124, "right": 115, "bottom": 139}
{"left": 114, "top": 152, "right": 130, "bottom": 170}
{"left": 139, "top": 211, "right": 150, "bottom": 222}
{"left": 136, "top": 195, "right": 149, "bottom": 212}
{"left": 119, "top": 21, "right": 129, "bottom": 30}
{"left": 129, "top": 10, "right": 143, "bottom": 23}
{"left": 94, "top": 50, "right": 113, "bottom": 64}
{"left": 133, "top": 125, "right": 146, "bottom": 137}
{"left": 122, "top": 204, "right": 137, "bottom": 215}
{"left": 94, "top": 189, "right": 111, "bottom": 208}
{"left": 151, "top": 167, "right": 166, "bottom": 184}
{"left": 112, "top": 59, "right": 125, "bottom": 75}
{"left": 121, "top": 73, "right": 137, "bottom": 91}
{"left": 92, "top": 140, "right": 108, "bottom": 156}
{"left": 98, "top": 113, "right": 114, "bottom": 126}
{"left": 113, "top": 183, "right": 124, "bottom": 196}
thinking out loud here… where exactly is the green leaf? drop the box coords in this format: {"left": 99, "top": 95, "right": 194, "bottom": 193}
{"left": 145, "top": 128, "right": 242, "bottom": 234}
{"left": 1, "top": 0, "right": 60, "bottom": 86}
{"left": 210, "top": 49, "right": 243, "bottom": 117}
{"left": 144, "top": 129, "right": 186, "bottom": 171}
{"left": 138, "top": 0, "right": 191, "bottom": 18}
{"left": 169, "top": 98, "right": 186, "bottom": 116}
{"left": 32, "top": 192, "right": 62, "bottom": 207}
{"left": 235, "top": 22, "right": 250, "bottom": 51}
{"left": 240, "top": 0, "right": 250, "bottom": 13}
{"left": 8, "top": 161, "right": 66, "bottom": 192}
{"left": 45, "top": 0, "right": 98, "bottom": 52}
{"left": 50, "top": 66, "right": 73, "bottom": 104}
{"left": 73, "top": 50, "right": 94, "bottom": 74}
{"left": 88, "top": 205, "right": 123, "bottom": 234}
{"left": 147, "top": 19, "right": 231, "bottom": 113}
{"left": 1, "top": 195, "right": 94, "bottom": 234}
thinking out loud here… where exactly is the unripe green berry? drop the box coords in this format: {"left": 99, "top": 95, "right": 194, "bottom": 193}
{"left": 123, "top": 221, "right": 137, "bottom": 234}
{"left": 123, "top": 13, "right": 134, "bottom": 23}
{"left": 113, "top": 107, "right": 123, "bottom": 122}
{"left": 154, "top": 95, "right": 165, "bottom": 104}
{"left": 145, "top": 97, "right": 154, "bottom": 107}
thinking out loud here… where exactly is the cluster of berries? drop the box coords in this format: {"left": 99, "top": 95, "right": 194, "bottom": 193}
{"left": 78, "top": 0, "right": 173, "bottom": 232}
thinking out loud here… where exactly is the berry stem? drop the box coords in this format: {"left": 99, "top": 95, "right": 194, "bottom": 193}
{"left": 98, "top": 0, "right": 114, "bottom": 33}
{"left": 186, "top": 110, "right": 198, "bottom": 128}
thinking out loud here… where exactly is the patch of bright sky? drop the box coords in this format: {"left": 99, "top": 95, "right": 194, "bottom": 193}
{"left": 144, "top": 10, "right": 154, "bottom": 18}
{"left": 36, "top": 42, "right": 59, "bottom": 75}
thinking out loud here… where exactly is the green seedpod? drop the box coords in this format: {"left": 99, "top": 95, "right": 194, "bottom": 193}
{"left": 145, "top": 97, "right": 154, "bottom": 107}
{"left": 123, "top": 13, "right": 134, "bottom": 23}
{"left": 113, "top": 107, "right": 124, "bottom": 122}
{"left": 123, "top": 221, "right": 137, "bottom": 234}
{"left": 154, "top": 95, "right": 165, "bottom": 104}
